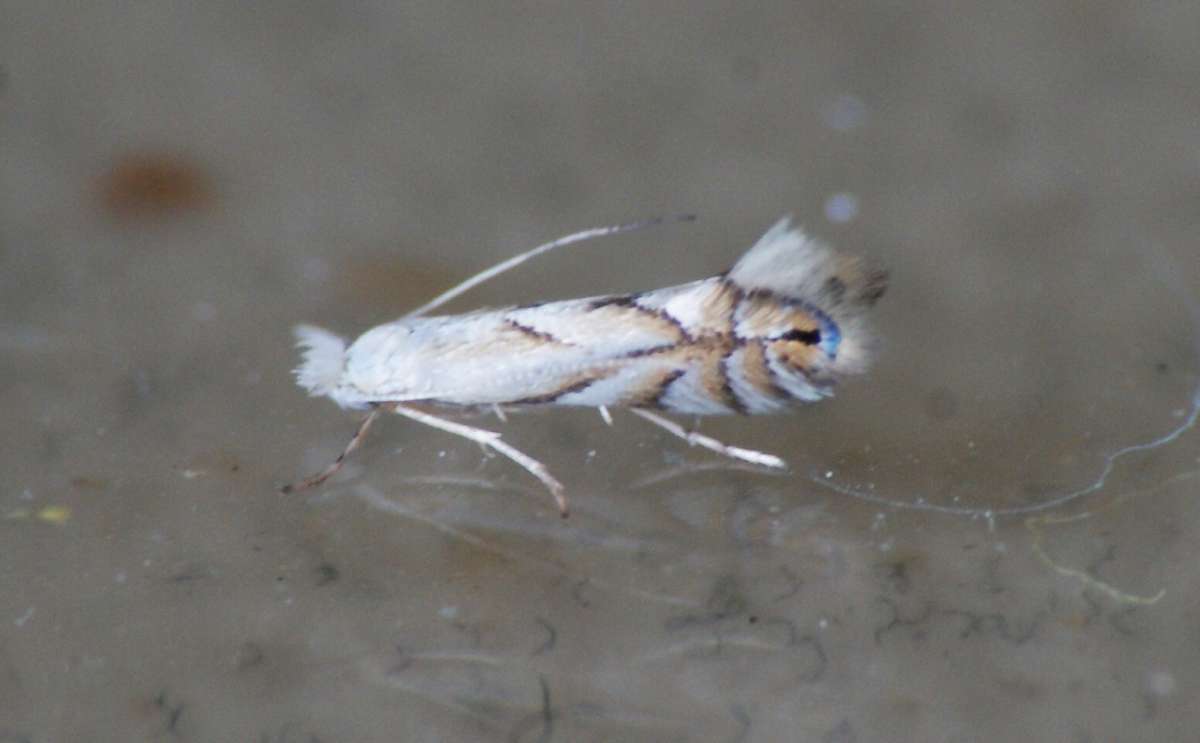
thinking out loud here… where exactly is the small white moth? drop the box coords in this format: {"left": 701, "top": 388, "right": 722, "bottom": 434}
{"left": 284, "top": 216, "right": 887, "bottom": 516}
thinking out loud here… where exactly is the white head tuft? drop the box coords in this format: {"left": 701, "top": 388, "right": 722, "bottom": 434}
{"left": 292, "top": 325, "right": 347, "bottom": 398}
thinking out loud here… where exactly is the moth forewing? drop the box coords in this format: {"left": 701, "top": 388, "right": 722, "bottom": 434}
{"left": 286, "top": 216, "right": 887, "bottom": 516}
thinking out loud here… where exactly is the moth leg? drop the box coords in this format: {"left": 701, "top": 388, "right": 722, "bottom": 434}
{"left": 597, "top": 405, "right": 614, "bottom": 426}
{"left": 492, "top": 404, "right": 508, "bottom": 422}
{"left": 392, "top": 404, "right": 569, "bottom": 518}
{"left": 629, "top": 408, "right": 788, "bottom": 470}
{"left": 281, "top": 408, "right": 382, "bottom": 493}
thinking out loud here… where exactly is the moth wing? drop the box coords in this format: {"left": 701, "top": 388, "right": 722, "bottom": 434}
{"left": 728, "top": 216, "right": 888, "bottom": 377}
{"left": 504, "top": 297, "right": 685, "bottom": 351}
{"left": 344, "top": 297, "right": 688, "bottom": 407}
{"left": 728, "top": 216, "right": 887, "bottom": 308}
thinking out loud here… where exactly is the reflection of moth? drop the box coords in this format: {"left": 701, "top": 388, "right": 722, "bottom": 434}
{"left": 285, "top": 216, "right": 887, "bottom": 516}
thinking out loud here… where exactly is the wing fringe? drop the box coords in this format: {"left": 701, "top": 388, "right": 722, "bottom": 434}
{"left": 729, "top": 216, "right": 888, "bottom": 375}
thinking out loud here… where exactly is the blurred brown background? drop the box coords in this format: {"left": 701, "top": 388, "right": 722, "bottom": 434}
{"left": 2, "top": 4, "right": 1199, "bottom": 741}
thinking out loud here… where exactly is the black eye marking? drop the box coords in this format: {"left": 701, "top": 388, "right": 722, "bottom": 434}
{"left": 778, "top": 328, "right": 821, "bottom": 346}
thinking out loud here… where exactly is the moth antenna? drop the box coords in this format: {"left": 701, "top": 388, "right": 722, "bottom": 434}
{"left": 404, "top": 214, "right": 697, "bottom": 319}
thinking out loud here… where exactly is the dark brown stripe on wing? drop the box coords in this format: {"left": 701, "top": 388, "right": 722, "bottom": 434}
{"left": 618, "top": 344, "right": 678, "bottom": 360}
{"left": 626, "top": 368, "right": 686, "bottom": 408}
{"left": 718, "top": 350, "right": 749, "bottom": 414}
{"left": 503, "top": 318, "right": 570, "bottom": 345}
{"left": 718, "top": 274, "right": 745, "bottom": 301}
{"left": 588, "top": 294, "right": 640, "bottom": 309}
{"left": 512, "top": 377, "right": 597, "bottom": 405}
{"left": 741, "top": 340, "right": 791, "bottom": 400}
{"left": 693, "top": 341, "right": 744, "bottom": 414}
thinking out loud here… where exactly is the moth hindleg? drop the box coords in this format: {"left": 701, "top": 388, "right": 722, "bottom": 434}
{"left": 629, "top": 408, "right": 788, "bottom": 469}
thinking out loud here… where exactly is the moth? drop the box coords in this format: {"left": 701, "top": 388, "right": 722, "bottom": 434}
{"left": 284, "top": 216, "right": 887, "bottom": 516}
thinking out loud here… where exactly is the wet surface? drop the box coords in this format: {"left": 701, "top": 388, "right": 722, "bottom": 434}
{"left": 3, "top": 4, "right": 1199, "bottom": 741}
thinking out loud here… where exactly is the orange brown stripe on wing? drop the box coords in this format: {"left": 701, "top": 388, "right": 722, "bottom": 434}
{"left": 738, "top": 340, "right": 791, "bottom": 400}
{"left": 691, "top": 280, "right": 739, "bottom": 338}
{"left": 624, "top": 367, "right": 687, "bottom": 408}
{"left": 699, "top": 341, "right": 745, "bottom": 414}
{"left": 735, "top": 292, "right": 825, "bottom": 341}
{"left": 589, "top": 295, "right": 691, "bottom": 344}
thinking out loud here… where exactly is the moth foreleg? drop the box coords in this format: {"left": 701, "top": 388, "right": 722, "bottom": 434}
{"left": 281, "top": 408, "right": 382, "bottom": 493}
{"left": 391, "top": 404, "right": 569, "bottom": 518}
{"left": 629, "top": 408, "right": 788, "bottom": 470}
